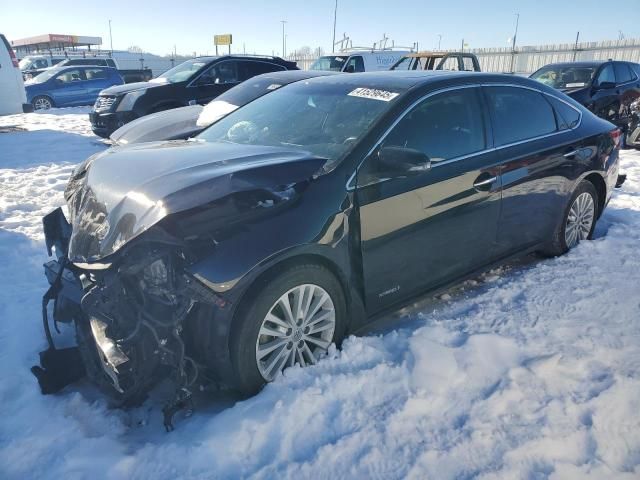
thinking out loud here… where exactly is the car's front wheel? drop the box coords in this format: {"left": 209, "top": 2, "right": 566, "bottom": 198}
{"left": 32, "top": 95, "right": 53, "bottom": 111}
{"left": 543, "top": 180, "right": 598, "bottom": 256}
{"left": 230, "top": 263, "right": 347, "bottom": 394}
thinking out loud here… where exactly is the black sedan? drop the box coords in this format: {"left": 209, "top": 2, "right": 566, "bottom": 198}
{"left": 89, "top": 55, "right": 298, "bottom": 138}
{"left": 109, "top": 70, "right": 337, "bottom": 145}
{"left": 530, "top": 60, "right": 640, "bottom": 142}
{"left": 35, "top": 72, "right": 621, "bottom": 412}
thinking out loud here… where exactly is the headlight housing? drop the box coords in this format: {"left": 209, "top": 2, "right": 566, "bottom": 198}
{"left": 116, "top": 90, "right": 146, "bottom": 112}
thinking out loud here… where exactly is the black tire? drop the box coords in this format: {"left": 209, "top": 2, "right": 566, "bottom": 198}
{"left": 229, "top": 263, "right": 347, "bottom": 395}
{"left": 542, "top": 180, "right": 598, "bottom": 257}
{"left": 31, "top": 95, "right": 54, "bottom": 111}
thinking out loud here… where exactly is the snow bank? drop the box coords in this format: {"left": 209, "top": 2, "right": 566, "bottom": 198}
{"left": 1, "top": 109, "right": 639, "bottom": 479}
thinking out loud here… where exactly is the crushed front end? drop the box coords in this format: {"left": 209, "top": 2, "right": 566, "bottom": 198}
{"left": 35, "top": 208, "right": 221, "bottom": 409}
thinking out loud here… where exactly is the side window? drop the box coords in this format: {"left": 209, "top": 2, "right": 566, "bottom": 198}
{"left": 345, "top": 56, "right": 365, "bottom": 73}
{"left": 546, "top": 95, "right": 581, "bottom": 130}
{"left": 383, "top": 88, "right": 486, "bottom": 162}
{"left": 595, "top": 64, "right": 615, "bottom": 86}
{"left": 106, "top": 59, "right": 116, "bottom": 68}
{"left": 51, "top": 59, "right": 64, "bottom": 66}
{"left": 34, "top": 59, "right": 49, "bottom": 68}
{"left": 194, "top": 61, "right": 239, "bottom": 86}
{"left": 393, "top": 57, "right": 412, "bottom": 70}
{"left": 85, "top": 68, "right": 108, "bottom": 80}
{"left": 614, "top": 62, "right": 633, "bottom": 84}
{"left": 238, "top": 61, "right": 285, "bottom": 81}
{"left": 485, "top": 86, "right": 557, "bottom": 145}
{"left": 55, "top": 69, "right": 84, "bottom": 83}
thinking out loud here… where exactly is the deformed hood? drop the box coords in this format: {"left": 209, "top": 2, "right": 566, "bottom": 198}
{"left": 66, "top": 141, "right": 327, "bottom": 264}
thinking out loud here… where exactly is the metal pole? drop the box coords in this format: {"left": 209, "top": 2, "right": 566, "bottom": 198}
{"left": 438, "top": 34, "right": 442, "bottom": 50}
{"left": 573, "top": 31, "right": 580, "bottom": 61}
{"left": 332, "top": 0, "right": 338, "bottom": 53}
{"left": 108, "top": 19, "right": 113, "bottom": 52}
{"left": 281, "top": 20, "right": 287, "bottom": 57}
{"left": 461, "top": 38, "right": 464, "bottom": 52}
{"left": 510, "top": 13, "right": 519, "bottom": 73}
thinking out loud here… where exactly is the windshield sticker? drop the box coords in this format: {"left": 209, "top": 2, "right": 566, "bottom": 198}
{"left": 266, "top": 83, "right": 282, "bottom": 90}
{"left": 348, "top": 87, "right": 399, "bottom": 102}
{"left": 565, "top": 82, "right": 586, "bottom": 88}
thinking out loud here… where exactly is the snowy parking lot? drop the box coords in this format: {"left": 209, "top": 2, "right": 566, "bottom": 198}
{"left": 0, "top": 108, "right": 639, "bottom": 479}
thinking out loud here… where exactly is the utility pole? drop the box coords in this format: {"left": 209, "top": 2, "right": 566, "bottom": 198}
{"left": 332, "top": 0, "right": 338, "bottom": 53}
{"left": 573, "top": 31, "right": 580, "bottom": 61}
{"left": 281, "top": 20, "right": 287, "bottom": 57}
{"left": 438, "top": 34, "right": 442, "bottom": 50}
{"left": 461, "top": 38, "right": 464, "bottom": 52}
{"left": 510, "top": 13, "right": 520, "bottom": 73}
{"left": 108, "top": 19, "right": 113, "bottom": 52}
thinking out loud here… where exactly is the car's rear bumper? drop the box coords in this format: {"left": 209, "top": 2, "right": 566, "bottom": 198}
{"left": 89, "top": 110, "right": 137, "bottom": 138}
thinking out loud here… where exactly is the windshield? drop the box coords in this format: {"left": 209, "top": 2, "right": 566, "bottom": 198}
{"left": 310, "top": 56, "right": 348, "bottom": 72}
{"left": 19, "top": 59, "right": 34, "bottom": 70}
{"left": 152, "top": 58, "right": 211, "bottom": 83}
{"left": 531, "top": 65, "right": 597, "bottom": 89}
{"left": 197, "top": 81, "right": 402, "bottom": 163}
{"left": 28, "top": 68, "right": 62, "bottom": 84}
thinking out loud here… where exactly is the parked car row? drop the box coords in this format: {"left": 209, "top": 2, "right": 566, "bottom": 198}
{"left": 35, "top": 68, "right": 623, "bottom": 423}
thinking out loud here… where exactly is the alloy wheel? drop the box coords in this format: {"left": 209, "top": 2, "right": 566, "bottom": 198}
{"left": 255, "top": 283, "right": 335, "bottom": 381}
{"left": 33, "top": 97, "right": 52, "bottom": 111}
{"left": 565, "top": 192, "right": 595, "bottom": 248}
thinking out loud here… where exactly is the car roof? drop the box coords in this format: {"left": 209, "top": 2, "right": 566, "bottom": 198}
{"left": 539, "top": 61, "right": 606, "bottom": 68}
{"left": 299, "top": 70, "right": 544, "bottom": 90}
{"left": 252, "top": 70, "right": 339, "bottom": 82}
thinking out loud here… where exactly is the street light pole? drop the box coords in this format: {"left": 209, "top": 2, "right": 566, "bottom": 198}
{"left": 281, "top": 20, "right": 287, "bottom": 57}
{"left": 108, "top": 19, "right": 113, "bottom": 52}
{"left": 510, "top": 13, "right": 519, "bottom": 73}
{"left": 332, "top": 0, "right": 338, "bottom": 53}
{"left": 437, "top": 34, "right": 442, "bottom": 50}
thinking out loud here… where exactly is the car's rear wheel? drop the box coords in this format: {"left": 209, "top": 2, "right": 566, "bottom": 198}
{"left": 229, "top": 263, "right": 347, "bottom": 394}
{"left": 32, "top": 95, "right": 53, "bottom": 111}
{"left": 543, "top": 180, "right": 598, "bottom": 256}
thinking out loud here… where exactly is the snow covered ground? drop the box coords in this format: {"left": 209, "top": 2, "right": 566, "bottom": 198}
{"left": 0, "top": 108, "right": 639, "bottom": 480}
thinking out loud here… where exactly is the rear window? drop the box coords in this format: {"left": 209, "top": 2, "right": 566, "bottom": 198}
{"left": 485, "top": 86, "right": 557, "bottom": 146}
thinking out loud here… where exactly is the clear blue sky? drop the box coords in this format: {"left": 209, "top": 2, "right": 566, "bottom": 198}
{"left": 3, "top": 0, "right": 639, "bottom": 57}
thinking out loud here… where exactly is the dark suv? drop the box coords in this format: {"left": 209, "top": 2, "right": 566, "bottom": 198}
{"left": 89, "top": 55, "right": 298, "bottom": 137}
{"left": 530, "top": 60, "right": 640, "bottom": 138}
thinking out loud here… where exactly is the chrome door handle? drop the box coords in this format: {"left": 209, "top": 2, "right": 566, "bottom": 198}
{"left": 473, "top": 176, "right": 497, "bottom": 189}
{"left": 563, "top": 149, "right": 579, "bottom": 158}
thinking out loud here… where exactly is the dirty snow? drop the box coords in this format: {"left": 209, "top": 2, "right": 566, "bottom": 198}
{"left": 0, "top": 108, "right": 639, "bottom": 479}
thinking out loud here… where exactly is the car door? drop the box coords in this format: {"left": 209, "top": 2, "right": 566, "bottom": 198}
{"left": 590, "top": 62, "right": 620, "bottom": 126}
{"left": 484, "top": 85, "right": 583, "bottom": 255}
{"left": 187, "top": 60, "right": 240, "bottom": 104}
{"left": 614, "top": 62, "right": 640, "bottom": 129}
{"left": 50, "top": 69, "right": 88, "bottom": 106}
{"left": 83, "top": 67, "right": 111, "bottom": 103}
{"left": 356, "top": 86, "right": 501, "bottom": 314}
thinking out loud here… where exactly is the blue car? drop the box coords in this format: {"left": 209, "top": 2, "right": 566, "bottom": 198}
{"left": 25, "top": 66, "right": 124, "bottom": 111}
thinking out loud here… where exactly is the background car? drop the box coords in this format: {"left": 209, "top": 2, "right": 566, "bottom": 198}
{"left": 109, "top": 70, "right": 338, "bottom": 145}
{"left": 530, "top": 60, "right": 640, "bottom": 142}
{"left": 89, "top": 54, "right": 298, "bottom": 138}
{"left": 37, "top": 72, "right": 621, "bottom": 406}
{"left": 391, "top": 51, "right": 481, "bottom": 71}
{"left": 0, "top": 33, "right": 29, "bottom": 114}
{"left": 26, "top": 66, "right": 124, "bottom": 110}
{"left": 309, "top": 50, "right": 409, "bottom": 73}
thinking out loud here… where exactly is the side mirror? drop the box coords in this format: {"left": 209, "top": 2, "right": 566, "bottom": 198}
{"left": 377, "top": 146, "right": 431, "bottom": 176}
{"left": 595, "top": 81, "right": 616, "bottom": 90}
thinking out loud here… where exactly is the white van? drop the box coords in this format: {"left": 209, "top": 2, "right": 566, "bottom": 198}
{"left": 309, "top": 50, "right": 410, "bottom": 73}
{"left": 0, "top": 34, "right": 28, "bottom": 115}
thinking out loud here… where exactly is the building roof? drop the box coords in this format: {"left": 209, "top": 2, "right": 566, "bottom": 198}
{"left": 11, "top": 34, "right": 102, "bottom": 51}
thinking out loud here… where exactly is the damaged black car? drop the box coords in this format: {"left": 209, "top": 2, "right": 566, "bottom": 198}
{"left": 34, "top": 72, "right": 622, "bottom": 422}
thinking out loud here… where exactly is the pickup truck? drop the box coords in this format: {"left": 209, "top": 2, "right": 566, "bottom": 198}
{"left": 391, "top": 51, "right": 481, "bottom": 72}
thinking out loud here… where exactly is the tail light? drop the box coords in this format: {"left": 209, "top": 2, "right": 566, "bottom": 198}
{"left": 610, "top": 128, "right": 622, "bottom": 149}
{"left": 8, "top": 48, "right": 19, "bottom": 68}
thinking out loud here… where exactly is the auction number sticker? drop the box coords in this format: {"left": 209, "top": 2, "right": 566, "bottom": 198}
{"left": 348, "top": 87, "right": 399, "bottom": 102}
